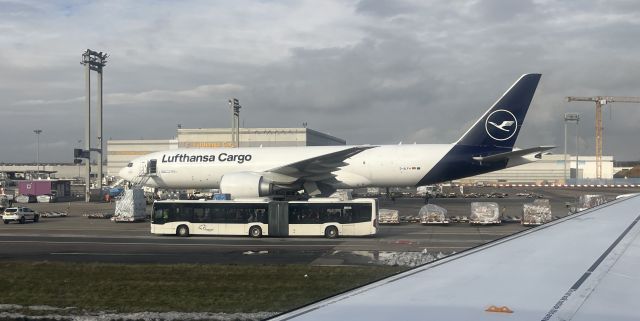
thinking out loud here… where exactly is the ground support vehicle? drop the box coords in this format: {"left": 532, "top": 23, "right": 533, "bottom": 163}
{"left": 3, "top": 207, "right": 39, "bottom": 224}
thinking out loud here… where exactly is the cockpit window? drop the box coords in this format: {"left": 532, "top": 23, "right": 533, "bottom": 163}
{"left": 127, "top": 163, "right": 133, "bottom": 167}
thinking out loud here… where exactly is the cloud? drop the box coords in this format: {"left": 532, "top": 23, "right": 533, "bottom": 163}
{"left": 13, "top": 97, "right": 84, "bottom": 106}
{"left": 105, "top": 83, "right": 244, "bottom": 105}
{"left": 12, "top": 84, "right": 243, "bottom": 106}
{"left": 1, "top": 0, "right": 640, "bottom": 163}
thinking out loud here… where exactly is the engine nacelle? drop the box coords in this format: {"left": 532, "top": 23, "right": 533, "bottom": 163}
{"left": 219, "top": 172, "right": 273, "bottom": 198}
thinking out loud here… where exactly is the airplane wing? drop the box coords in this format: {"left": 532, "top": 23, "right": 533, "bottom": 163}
{"left": 472, "top": 145, "right": 555, "bottom": 163}
{"left": 270, "top": 195, "right": 640, "bottom": 321}
{"left": 262, "top": 146, "right": 378, "bottom": 185}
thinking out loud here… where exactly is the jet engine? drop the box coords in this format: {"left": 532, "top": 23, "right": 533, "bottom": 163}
{"left": 219, "top": 172, "right": 273, "bottom": 198}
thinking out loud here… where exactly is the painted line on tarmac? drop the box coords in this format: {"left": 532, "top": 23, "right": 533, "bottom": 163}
{"left": 0, "top": 240, "right": 338, "bottom": 248}
{"left": 406, "top": 232, "right": 517, "bottom": 236}
{"left": 0, "top": 228, "right": 146, "bottom": 231}
{"left": 387, "top": 239, "right": 498, "bottom": 244}
{"left": 0, "top": 240, "right": 481, "bottom": 251}
{"left": 51, "top": 252, "right": 165, "bottom": 256}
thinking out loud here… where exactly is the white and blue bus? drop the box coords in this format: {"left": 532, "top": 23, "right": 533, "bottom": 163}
{"left": 151, "top": 198, "right": 378, "bottom": 238}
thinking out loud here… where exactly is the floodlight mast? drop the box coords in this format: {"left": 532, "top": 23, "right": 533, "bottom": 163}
{"left": 564, "top": 113, "right": 580, "bottom": 182}
{"left": 81, "top": 49, "right": 108, "bottom": 202}
{"left": 33, "top": 129, "right": 42, "bottom": 179}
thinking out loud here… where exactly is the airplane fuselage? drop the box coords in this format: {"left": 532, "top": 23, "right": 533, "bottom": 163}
{"left": 121, "top": 144, "right": 454, "bottom": 190}
{"left": 119, "top": 74, "right": 547, "bottom": 195}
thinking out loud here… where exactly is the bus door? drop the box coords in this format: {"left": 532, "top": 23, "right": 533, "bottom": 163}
{"left": 339, "top": 205, "right": 356, "bottom": 235}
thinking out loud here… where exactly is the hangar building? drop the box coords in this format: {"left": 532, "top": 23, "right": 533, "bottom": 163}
{"left": 458, "top": 154, "right": 614, "bottom": 184}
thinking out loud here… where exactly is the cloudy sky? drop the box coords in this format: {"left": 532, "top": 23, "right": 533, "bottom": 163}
{"left": 1, "top": 0, "right": 639, "bottom": 163}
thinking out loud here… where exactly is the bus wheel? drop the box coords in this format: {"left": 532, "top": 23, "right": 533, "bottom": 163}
{"left": 249, "top": 226, "right": 262, "bottom": 238}
{"left": 177, "top": 225, "right": 190, "bottom": 237}
{"left": 324, "top": 226, "right": 339, "bottom": 239}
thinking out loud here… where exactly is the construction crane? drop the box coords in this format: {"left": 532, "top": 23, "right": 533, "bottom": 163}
{"left": 566, "top": 96, "right": 640, "bottom": 179}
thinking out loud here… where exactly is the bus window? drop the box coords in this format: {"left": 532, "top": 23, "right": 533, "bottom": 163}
{"left": 226, "top": 206, "right": 246, "bottom": 223}
{"left": 289, "top": 204, "right": 309, "bottom": 224}
{"left": 192, "top": 205, "right": 207, "bottom": 223}
{"left": 351, "top": 204, "right": 372, "bottom": 223}
{"left": 324, "top": 207, "right": 342, "bottom": 223}
{"left": 255, "top": 208, "right": 268, "bottom": 224}
{"left": 210, "top": 206, "right": 227, "bottom": 223}
{"left": 153, "top": 205, "right": 169, "bottom": 224}
{"left": 169, "top": 204, "right": 193, "bottom": 222}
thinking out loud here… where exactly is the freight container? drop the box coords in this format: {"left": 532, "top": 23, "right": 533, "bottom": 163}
{"left": 378, "top": 209, "right": 400, "bottom": 224}
{"left": 522, "top": 199, "right": 552, "bottom": 226}
{"left": 419, "top": 204, "right": 449, "bottom": 225}
{"left": 113, "top": 188, "right": 147, "bottom": 222}
{"left": 469, "top": 202, "right": 501, "bottom": 225}
{"left": 569, "top": 194, "right": 607, "bottom": 214}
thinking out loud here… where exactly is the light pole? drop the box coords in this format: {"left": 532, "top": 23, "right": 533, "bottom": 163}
{"left": 33, "top": 129, "right": 42, "bottom": 179}
{"left": 229, "top": 98, "right": 241, "bottom": 148}
{"left": 575, "top": 114, "right": 580, "bottom": 183}
{"left": 81, "top": 49, "right": 107, "bottom": 202}
{"left": 564, "top": 113, "right": 580, "bottom": 182}
{"left": 77, "top": 140, "right": 82, "bottom": 179}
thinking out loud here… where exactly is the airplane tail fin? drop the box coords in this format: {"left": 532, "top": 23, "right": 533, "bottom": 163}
{"left": 456, "top": 73, "right": 541, "bottom": 148}
{"left": 417, "top": 74, "right": 545, "bottom": 185}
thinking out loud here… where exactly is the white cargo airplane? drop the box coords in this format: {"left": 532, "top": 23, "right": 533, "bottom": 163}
{"left": 119, "top": 73, "right": 553, "bottom": 198}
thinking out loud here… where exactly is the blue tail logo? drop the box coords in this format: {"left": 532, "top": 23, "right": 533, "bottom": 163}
{"left": 485, "top": 109, "right": 517, "bottom": 141}
{"left": 456, "top": 73, "right": 541, "bottom": 148}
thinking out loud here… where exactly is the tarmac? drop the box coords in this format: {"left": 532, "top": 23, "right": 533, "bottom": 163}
{"left": 0, "top": 187, "right": 633, "bottom": 266}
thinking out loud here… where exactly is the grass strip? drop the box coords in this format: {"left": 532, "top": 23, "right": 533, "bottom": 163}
{"left": 0, "top": 261, "right": 401, "bottom": 313}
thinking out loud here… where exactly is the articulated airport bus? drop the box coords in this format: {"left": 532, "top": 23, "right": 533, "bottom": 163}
{"left": 150, "top": 198, "right": 378, "bottom": 238}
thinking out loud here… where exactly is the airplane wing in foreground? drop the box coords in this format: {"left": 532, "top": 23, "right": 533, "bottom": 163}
{"left": 270, "top": 195, "right": 640, "bottom": 321}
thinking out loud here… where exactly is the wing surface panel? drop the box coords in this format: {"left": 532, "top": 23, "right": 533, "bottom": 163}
{"left": 270, "top": 195, "right": 640, "bottom": 321}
